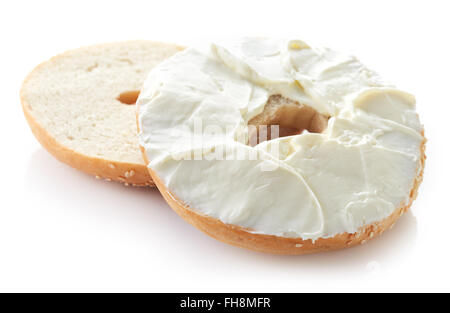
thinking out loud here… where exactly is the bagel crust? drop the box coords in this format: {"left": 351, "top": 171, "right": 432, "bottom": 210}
{"left": 145, "top": 134, "right": 425, "bottom": 254}
{"left": 21, "top": 41, "right": 183, "bottom": 186}
{"left": 23, "top": 106, "right": 152, "bottom": 186}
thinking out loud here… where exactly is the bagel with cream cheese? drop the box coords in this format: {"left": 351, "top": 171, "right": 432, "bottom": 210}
{"left": 138, "top": 38, "right": 426, "bottom": 254}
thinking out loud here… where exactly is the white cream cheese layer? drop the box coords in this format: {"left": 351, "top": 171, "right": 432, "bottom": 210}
{"left": 138, "top": 38, "right": 423, "bottom": 240}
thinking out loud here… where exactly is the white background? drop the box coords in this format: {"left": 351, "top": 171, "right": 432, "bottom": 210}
{"left": 0, "top": 0, "right": 448, "bottom": 292}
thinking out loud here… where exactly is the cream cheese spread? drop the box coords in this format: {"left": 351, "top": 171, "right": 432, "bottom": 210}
{"left": 138, "top": 38, "right": 423, "bottom": 240}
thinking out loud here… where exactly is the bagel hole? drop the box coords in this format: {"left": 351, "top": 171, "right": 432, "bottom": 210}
{"left": 248, "top": 94, "right": 328, "bottom": 146}
{"left": 117, "top": 90, "right": 140, "bottom": 105}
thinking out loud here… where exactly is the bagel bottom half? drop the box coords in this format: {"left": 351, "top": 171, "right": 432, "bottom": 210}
{"left": 21, "top": 41, "right": 183, "bottom": 186}
{"left": 140, "top": 136, "right": 426, "bottom": 255}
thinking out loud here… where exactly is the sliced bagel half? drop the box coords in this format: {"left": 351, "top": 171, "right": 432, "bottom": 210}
{"left": 21, "top": 41, "right": 183, "bottom": 186}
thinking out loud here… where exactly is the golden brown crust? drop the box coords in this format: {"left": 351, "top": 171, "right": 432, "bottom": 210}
{"left": 22, "top": 101, "right": 154, "bottom": 186}
{"left": 141, "top": 115, "right": 426, "bottom": 253}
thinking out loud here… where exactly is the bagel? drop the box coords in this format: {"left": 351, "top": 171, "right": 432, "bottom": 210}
{"left": 138, "top": 38, "right": 426, "bottom": 254}
{"left": 21, "top": 41, "right": 183, "bottom": 186}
